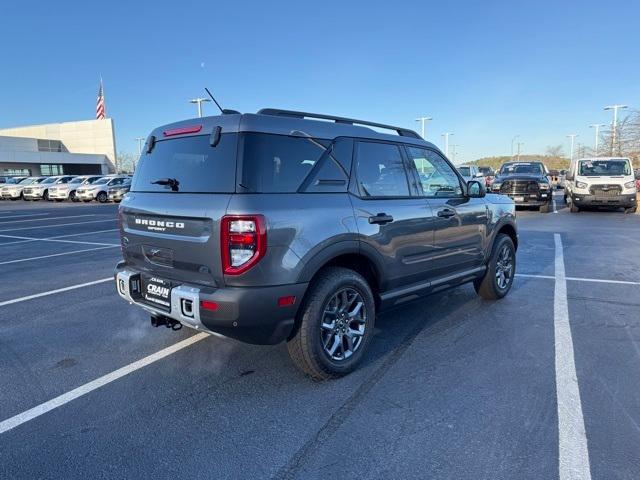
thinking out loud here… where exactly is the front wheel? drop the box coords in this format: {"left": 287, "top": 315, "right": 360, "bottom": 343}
{"left": 287, "top": 267, "right": 375, "bottom": 381}
{"left": 625, "top": 206, "right": 637, "bottom": 214}
{"left": 539, "top": 203, "right": 550, "bottom": 213}
{"left": 70, "top": 191, "right": 77, "bottom": 202}
{"left": 570, "top": 203, "right": 580, "bottom": 213}
{"left": 96, "top": 191, "right": 108, "bottom": 203}
{"left": 474, "top": 233, "right": 516, "bottom": 300}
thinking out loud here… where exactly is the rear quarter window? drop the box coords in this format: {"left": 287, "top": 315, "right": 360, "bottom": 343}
{"left": 238, "top": 133, "right": 331, "bottom": 193}
{"left": 131, "top": 134, "right": 237, "bottom": 193}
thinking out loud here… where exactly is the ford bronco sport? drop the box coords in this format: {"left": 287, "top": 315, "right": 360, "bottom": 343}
{"left": 115, "top": 109, "right": 518, "bottom": 380}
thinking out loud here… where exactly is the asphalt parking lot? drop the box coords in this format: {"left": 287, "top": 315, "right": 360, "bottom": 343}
{"left": 0, "top": 192, "right": 639, "bottom": 479}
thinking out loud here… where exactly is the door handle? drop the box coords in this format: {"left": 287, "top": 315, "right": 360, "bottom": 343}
{"left": 368, "top": 213, "right": 394, "bottom": 225}
{"left": 437, "top": 208, "right": 456, "bottom": 218}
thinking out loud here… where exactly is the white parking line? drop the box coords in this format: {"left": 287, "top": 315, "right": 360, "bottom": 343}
{"left": 0, "top": 214, "right": 98, "bottom": 225}
{"left": 516, "top": 273, "right": 640, "bottom": 286}
{"left": 0, "top": 219, "right": 115, "bottom": 232}
{"left": 0, "top": 245, "right": 119, "bottom": 265}
{"left": 0, "top": 277, "right": 112, "bottom": 307}
{"left": 0, "top": 228, "right": 120, "bottom": 246}
{"left": 554, "top": 233, "right": 591, "bottom": 480}
{"left": 0, "top": 332, "right": 209, "bottom": 434}
{"left": 0, "top": 213, "right": 51, "bottom": 219}
{"left": 0, "top": 233, "right": 118, "bottom": 247}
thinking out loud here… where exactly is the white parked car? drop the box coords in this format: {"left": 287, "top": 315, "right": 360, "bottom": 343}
{"left": 75, "top": 175, "right": 131, "bottom": 203}
{"left": 457, "top": 165, "right": 486, "bottom": 188}
{"left": 48, "top": 175, "right": 104, "bottom": 202}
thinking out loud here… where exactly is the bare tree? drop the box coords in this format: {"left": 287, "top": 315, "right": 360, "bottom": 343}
{"left": 116, "top": 151, "right": 139, "bottom": 174}
{"left": 545, "top": 145, "right": 565, "bottom": 159}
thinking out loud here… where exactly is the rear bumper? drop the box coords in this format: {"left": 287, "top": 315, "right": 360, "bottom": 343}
{"left": 114, "top": 262, "right": 308, "bottom": 345}
{"left": 571, "top": 193, "right": 636, "bottom": 208}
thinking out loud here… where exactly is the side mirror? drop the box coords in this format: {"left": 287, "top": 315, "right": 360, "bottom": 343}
{"left": 635, "top": 171, "right": 640, "bottom": 180}
{"left": 467, "top": 180, "right": 486, "bottom": 198}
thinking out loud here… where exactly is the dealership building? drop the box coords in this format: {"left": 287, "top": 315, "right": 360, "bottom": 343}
{"left": 0, "top": 118, "right": 116, "bottom": 176}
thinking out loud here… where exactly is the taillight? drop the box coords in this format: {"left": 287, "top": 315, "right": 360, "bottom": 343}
{"left": 221, "top": 215, "right": 266, "bottom": 275}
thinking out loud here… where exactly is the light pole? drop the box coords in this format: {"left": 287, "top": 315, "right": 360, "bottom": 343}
{"left": 441, "top": 132, "right": 454, "bottom": 158}
{"left": 511, "top": 135, "right": 520, "bottom": 159}
{"left": 588, "top": 124, "right": 605, "bottom": 157}
{"left": 451, "top": 144, "right": 459, "bottom": 163}
{"left": 135, "top": 137, "right": 145, "bottom": 155}
{"left": 516, "top": 142, "right": 524, "bottom": 161}
{"left": 604, "top": 104, "right": 628, "bottom": 155}
{"left": 189, "top": 97, "right": 211, "bottom": 118}
{"left": 415, "top": 116, "right": 433, "bottom": 139}
{"left": 566, "top": 134, "right": 578, "bottom": 162}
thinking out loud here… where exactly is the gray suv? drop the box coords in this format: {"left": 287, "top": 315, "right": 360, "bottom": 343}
{"left": 115, "top": 109, "right": 517, "bottom": 380}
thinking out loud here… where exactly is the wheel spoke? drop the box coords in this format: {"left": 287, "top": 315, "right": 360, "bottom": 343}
{"left": 327, "top": 335, "right": 340, "bottom": 356}
{"left": 321, "top": 320, "right": 335, "bottom": 331}
{"left": 347, "top": 327, "right": 364, "bottom": 337}
{"left": 348, "top": 301, "right": 363, "bottom": 319}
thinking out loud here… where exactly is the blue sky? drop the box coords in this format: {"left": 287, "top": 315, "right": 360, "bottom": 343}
{"left": 1, "top": 0, "right": 639, "bottom": 163}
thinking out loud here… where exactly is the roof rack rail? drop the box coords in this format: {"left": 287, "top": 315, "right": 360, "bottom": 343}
{"left": 257, "top": 108, "right": 421, "bottom": 139}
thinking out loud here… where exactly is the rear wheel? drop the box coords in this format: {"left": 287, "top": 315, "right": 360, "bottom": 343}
{"left": 69, "top": 191, "right": 77, "bottom": 202}
{"left": 625, "top": 206, "right": 637, "bottom": 214}
{"left": 474, "top": 233, "right": 516, "bottom": 300}
{"left": 287, "top": 267, "right": 375, "bottom": 381}
{"left": 96, "top": 191, "right": 108, "bottom": 203}
{"left": 43, "top": 191, "right": 49, "bottom": 201}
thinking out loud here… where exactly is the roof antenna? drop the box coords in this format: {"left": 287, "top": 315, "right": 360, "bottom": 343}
{"left": 205, "top": 88, "right": 240, "bottom": 115}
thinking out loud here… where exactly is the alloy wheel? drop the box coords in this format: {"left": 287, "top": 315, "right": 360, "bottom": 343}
{"left": 320, "top": 288, "right": 367, "bottom": 361}
{"left": 495, "top": 244, "right": 514, "bottom": 290}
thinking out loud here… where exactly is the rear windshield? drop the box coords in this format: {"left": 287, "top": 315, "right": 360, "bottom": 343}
{"left": 458, "top": 167, "right": 471, "bottom": 176}
{"left": 239, "top": 133, "right": 331, "bottom": 193}
{"left": 131, "top": 134, "right": 237, "bottom": 193}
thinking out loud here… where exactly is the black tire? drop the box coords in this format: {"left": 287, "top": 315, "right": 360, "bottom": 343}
{"left": 287, "top": 267, "right": 375, "bottom": 381}
{"left": 625, "top": 206, "right": 637, "bottom": 214}
{"left": 474, "top": 233, "right": 516, "bottom": 300}
{"left": 97, "top": 191, "right": 108, "bottom": 203}
{"left": 70, "top": 191, "right": 77, "bottom": 202}
{"left": 570, "top": 203, "right": 580, "bottom": 213}
{"left": 43, "top": 190, "right": 49, "bottom": 201}
{"left": 539, "top": 203, "right": 550, "bottom": 213}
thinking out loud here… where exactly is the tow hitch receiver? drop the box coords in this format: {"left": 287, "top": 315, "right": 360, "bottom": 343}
{"left": 150, "top": 315, "right": 182, "bottom": 331}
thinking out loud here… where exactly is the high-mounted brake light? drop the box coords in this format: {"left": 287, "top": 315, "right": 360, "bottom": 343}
{"left": 163, "top": 125, "right": 203, "bottom": 137}
{"left": 221, "top": 215, "right": 266, "bottom": 275}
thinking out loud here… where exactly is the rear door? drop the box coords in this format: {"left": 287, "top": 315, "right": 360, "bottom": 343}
{"left": 120, "top": 130, "right": 238, "bottom": 288}
{"left": 405, "top": 146, "right": 487, "bottom": 278}
{"left": 350, "top": 140, "right": 436, "bottom": 291}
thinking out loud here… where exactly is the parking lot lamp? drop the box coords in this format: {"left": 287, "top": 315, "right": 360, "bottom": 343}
{"left": 589, "top": 124, "right": 605, "bottom": 157}
{"left": 415, "top": 117, "right": 433, "bottom": 139}
{"left": 135, "top": 137, "right": 145, "bottom": 155}
{"left": 604, "top": 104, "right": 628, "bottom": 155}
{"left": 189, "top": 97, "right": 211, "bottom": 118}
{"left": 566, "top": 134, "right": 578, "bottom": 162}
{"left": 441, "top": 132, "right": 454, "bottom": 158}
{"left": 511, "top": 135, "right": 520, "bottom": 159}
{"left": 516, "top": 142, "right": 524, "bottom": 161}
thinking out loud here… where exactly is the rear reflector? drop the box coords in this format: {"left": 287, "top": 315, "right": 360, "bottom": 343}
{"left": 163, "top": 125, "right": 203, "bottom": 137}
{"left": 200, "top": 300, "right": 219, "bottom": 312}
{"left": 277, "top": 296, "right": 296, "bottom": 307}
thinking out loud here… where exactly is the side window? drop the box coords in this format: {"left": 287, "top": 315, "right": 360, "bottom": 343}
{"left": 355, "top": 142, "right": 410, "bottom": 197}
{"left": 406, "top": 147, "right": 463, "bottom": 197}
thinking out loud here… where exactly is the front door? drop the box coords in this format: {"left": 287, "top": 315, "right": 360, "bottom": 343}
{"left": 351, "top": 140, "right": 436, "bottom": 292}
{"left": 404, "top": 146, "right": 488, "bottom": 279}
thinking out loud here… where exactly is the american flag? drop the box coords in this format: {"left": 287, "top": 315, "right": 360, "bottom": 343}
{"left": 96, "top": 80, "right": 106, "bottom": 119}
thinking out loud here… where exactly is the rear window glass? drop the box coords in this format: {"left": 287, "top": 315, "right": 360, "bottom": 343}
{"left": 239, "top": 133, "right": 330, "bottom": 193}
{"left": 131, "top": 134, "right": 237, "bottom": 193}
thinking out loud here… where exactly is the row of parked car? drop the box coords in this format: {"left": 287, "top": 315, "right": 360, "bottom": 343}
{"left": 0, "top": 174, "right": 131, "bottom": 203}
{"left": 456, "top": 157, "right": 639, "bottom": 214}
